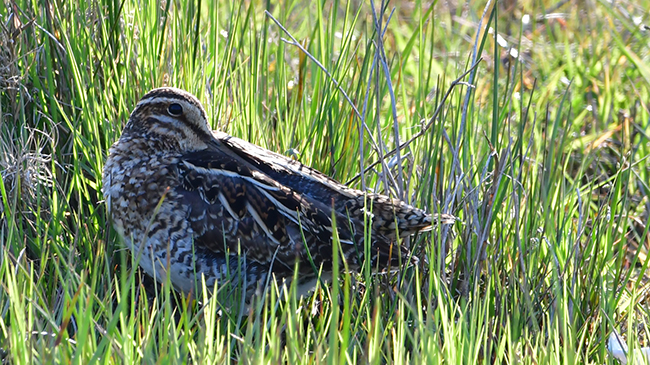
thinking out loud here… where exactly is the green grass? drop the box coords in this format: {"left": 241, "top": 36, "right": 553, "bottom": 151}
{"left": 0, "top": 0, "right": 649, "bottom": 363}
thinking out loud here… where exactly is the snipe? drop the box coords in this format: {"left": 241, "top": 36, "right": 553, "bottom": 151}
{"left": 102, "top": 87, "right": 454, "bottom": 303}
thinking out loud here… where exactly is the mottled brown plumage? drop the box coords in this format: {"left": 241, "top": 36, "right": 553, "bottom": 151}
{"left": 103, "top": 87, "right": 454, "bottom": 302}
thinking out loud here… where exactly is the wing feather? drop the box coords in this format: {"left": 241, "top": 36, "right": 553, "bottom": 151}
{"left": 176, "top": 141, "right": 415, "bottom": 272}
{"left": 213, "top": 133, "right": 434, "bottom": 237}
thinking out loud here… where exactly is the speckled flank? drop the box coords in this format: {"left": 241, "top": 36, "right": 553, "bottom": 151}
{"left": 102, "top": 87, "right": 455, "bottom": 303}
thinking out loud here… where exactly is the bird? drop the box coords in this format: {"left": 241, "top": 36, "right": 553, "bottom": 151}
{"left": 102, "top": 87, "right": 455, "bottom": 305}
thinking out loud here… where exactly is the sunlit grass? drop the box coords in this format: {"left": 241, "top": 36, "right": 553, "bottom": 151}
{"left": 0, "top": 0, "right": 648, "bottom": 363}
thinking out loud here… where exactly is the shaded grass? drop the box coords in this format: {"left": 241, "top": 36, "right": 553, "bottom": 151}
{"left": 0, "top": 0, "right": 649, "bottom": 363}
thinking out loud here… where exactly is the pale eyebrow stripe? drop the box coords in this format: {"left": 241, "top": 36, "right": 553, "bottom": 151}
{"left": 138, "top": 90, "right": 207, "bottom": 120}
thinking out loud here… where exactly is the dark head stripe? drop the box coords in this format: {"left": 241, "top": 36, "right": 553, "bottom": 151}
{"left": 130, "top": 88, "right": 212, "bottom": 141}
{"left": 139, "top": 88, "right": 208, "bottom": 122}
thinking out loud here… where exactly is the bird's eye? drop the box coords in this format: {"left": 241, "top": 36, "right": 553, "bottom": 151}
{"left": 168, "top": 103, "right": 183, "bottom": 116}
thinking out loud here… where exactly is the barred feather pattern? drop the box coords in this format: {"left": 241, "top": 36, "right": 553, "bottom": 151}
{"left": 102, "top": 87, "right": 455, "bottom": 302}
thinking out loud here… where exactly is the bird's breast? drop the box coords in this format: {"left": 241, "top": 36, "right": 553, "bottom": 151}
{"left": 103, "top": 148, "right": 182, "bottom": 242}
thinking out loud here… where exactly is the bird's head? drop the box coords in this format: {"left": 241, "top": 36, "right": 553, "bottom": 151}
{"left": 122, "top": 87, "right": 214, "bottom": 152}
